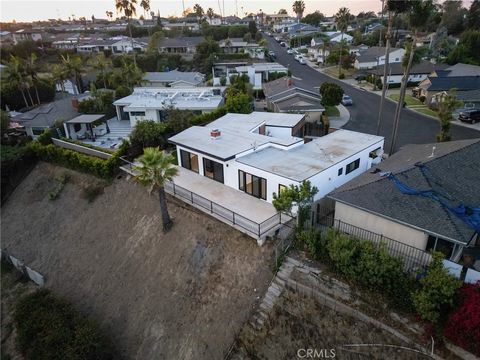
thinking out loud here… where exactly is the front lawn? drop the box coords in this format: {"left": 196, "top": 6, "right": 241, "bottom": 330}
{"left": 325, "top": 106, "right": 340, "bottom": 117}
{"left": 388, "top": 94, "right": 422, "bottom": 106}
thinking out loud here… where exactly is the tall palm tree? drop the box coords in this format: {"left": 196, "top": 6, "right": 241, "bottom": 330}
{"left": 389, "top": 0, "right": 434, "bottom": 155}
{"left": 376, "top": 0, "right": 410, "bottom": 135}
{"left": 90, "top": 53, "right": 112, "bottom": 89}
{"left": 51, "top": 64, "right": 68, "bottom": 96}
{"left": 134, "top": 148, "right": 178, "bottom": 231}
{"left": 24, "top": 53, "right": 41, "bottom": 105}
{"left": 206, "top": 7, "right": 215, "bottom": 23}
{"left": 5, "top": 55, "right": 30, "bottom": 108}
{"left": 193, "top": 4, "right": 204, "bottom": 24}
{"left": 115, "top": 0, "right": 150, "bottom": 65}
{"left": 335, "top": 7, "right": 350, "bottom": 77}
{"left": 61, "top": 54, "right": 83, "bottom": 95}
{"left": 292, "top": 0, "right": 305, "bottom": 23}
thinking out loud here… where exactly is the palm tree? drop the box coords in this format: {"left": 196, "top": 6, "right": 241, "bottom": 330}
{"left": 51, "top": 64, "right": 68, "bottom": 96}
{"left": 206, "top": 7, "right": 215, "bottom": 23}
{"left": 335, "top": 7, "right": 350, "bottom": 77}
{"left": 436, "top": 90, "right": 462, "bottom": 142}
{"left": 376, "top": 0, "right": 410, "bottom": 135}
{"left": 115, "top": 0, "right": 150, "bottom": 65}
{"left": 120, "top": 58, "right": 143, "bottom": 89}
{"left": 90, "top": 53, "right": 112, "bottom": 89}
{"left": 292, "top": 0, "right": 305, "bottom": 22}
{"left": 193, "top": 4, "right": 204, "bottom": 24}
{"left": 61, "top": 54, "right": 83, "bottom": 95}
{"left": 134, "top": 148, "right": 178, "bottom": 231}
{"left": 24, "top": 53, "right": 41, "bottom": 105}
{"left": 389, "top": 0, "right": 434, "bottom": 155}
{"left": 106, "top": 11, "right": 114, "bottom": 21}
{"left": 4, "top": 55, "right": 30, "bottom": 108}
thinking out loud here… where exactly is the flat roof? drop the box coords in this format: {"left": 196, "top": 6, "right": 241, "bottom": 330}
{"left": 113, "top": 87, "right": 224, "bottom": 110}
{"left": 236, "top": 130, "right": 384, "bottom": 181}
{"left": 235, "top": 63, "right": 288, "bottom": 73}
{"left": 168, "top": 112, "right": 305, "bottom": 161}
{"left": 66, "top": 114, "right": 105, "bottom": 123}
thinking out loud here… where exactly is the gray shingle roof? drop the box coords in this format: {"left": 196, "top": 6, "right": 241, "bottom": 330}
{"left": 329, "top": 139, "right": 480, "bottom": 244}
{"left": 444, "top": 63, "right": 480, "bottom": 77}
{"left": 158, "top": 36, "right": 205, "bottom": 48}
{"left": 367, "top": 61, "right": 445, "bottom": 76}
{"left": 427, "top": 76, "right": 480, "bottom": 92}
{"left": 356, "top": 46, "right": 402, "bottom": 63}
{"left": 12, "top": 97, "right": 78, "bottom": 128}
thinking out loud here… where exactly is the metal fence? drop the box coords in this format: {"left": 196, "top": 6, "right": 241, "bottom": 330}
{"left": 327, "top": 219, "right": 432, "bottom": 272}
{"left": 164, "top": 181, "right": 282, "bottom": 238}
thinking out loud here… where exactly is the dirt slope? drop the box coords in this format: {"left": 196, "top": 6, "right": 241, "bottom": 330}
{"left": 1, "top": 162, "right": 273, "bottom": 359}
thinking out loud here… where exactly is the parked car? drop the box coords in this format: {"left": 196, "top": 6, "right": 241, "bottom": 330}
{"left": 458, "top": 109, "right": 480, "bottom": 124}
{"left": 294, "top": 54, "right": 302, "bottom": 61}
{"left": 299, "top": 57, "right": 307, "bottom": 65}
{"left": 280, "top": 41, "right": 287, "bottom": 47}
{"left": 268, "top": 50, "right": 276, "bottom": 59}
{"left": 267, "top": 32, "right": 272, "bottom": 36}
{"left": 287, "top": 49, "right": 294, "bottom": 54}
{"left": 341, "top": 95, "right": 353, "bottom": 106}
{"left": 274, "top": 36, "right": 280, "bottom": 42}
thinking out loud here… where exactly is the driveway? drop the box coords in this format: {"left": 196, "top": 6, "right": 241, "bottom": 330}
{"left": 266, "top": 36, "right": 480, "bottom": 151}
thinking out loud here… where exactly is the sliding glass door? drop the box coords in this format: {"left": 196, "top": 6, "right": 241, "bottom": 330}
{"left": 180, "top": 149, "right": 199, "bottom": 173}
{"left": 238, "top": 170, "right": 267, "bottom": 200}
{"left": 203, "top": 158, "right": 224, "bottom": 183}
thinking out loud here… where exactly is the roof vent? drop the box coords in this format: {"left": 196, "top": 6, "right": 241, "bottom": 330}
{"left": 210, "top": 129, "right": 221, "bottom": 139}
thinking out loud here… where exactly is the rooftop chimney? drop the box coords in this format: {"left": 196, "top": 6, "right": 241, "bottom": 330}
{"left": 210, "top": 129, "right": 221, "bottom": 139}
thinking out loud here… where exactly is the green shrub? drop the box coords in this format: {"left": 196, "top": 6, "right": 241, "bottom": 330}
{"left": 339, "top": 73, "right": 345, "bottom": 79}
{"left": 37, "top": 129, "right": 54, "bottom": 145}
{"left": 14, "top": 289, "right": 114, "bottom": 359}
{"left": 412, "top": 252, "right": 462, "bottom": 324}
{"left": 296, "top": 228, "right": 327, "bottom": 260}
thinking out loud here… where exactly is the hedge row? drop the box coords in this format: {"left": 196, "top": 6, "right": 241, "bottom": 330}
{"left": 29, "top": 132, "right": 129, "bottom": 179}
{"left": 14, "top": 289, "right": 115, "bottom": 360}
{"left": 296, "top": 228, "right": 417, "bottom": 310}
{"left": 190, "top": 106, "right": 227, "bottom": 126}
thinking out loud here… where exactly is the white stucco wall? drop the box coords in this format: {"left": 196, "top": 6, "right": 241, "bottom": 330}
{"left": 334, "top": 202, "right": 428, "bottom": 250}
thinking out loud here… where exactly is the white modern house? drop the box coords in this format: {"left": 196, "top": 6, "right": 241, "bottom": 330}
{"left": 354, "top": 46, "right": 405, "bottom": 70}
{"left": 77, "top": 36, "right": 148, "bottom": 53}
{"left": 113, "top": 87, "right": 224, "bottom": 127}
{"left": 212, "top": 62, "right": 289, "bottom": 90}
{"left": 324, "top": 31, "right": 353, "bottom": 44}
{"left": 169, "top": 112, "right": 384, "bottom": 204}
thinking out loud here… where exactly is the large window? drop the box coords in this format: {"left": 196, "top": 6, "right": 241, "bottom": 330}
{"left": 203, "top": 158, "right": 224, "bottom": 183}
{"left": 239, "top": 170, "right": 267, "bottom": 200}
{"left": 32, "top": 127, "right": 47, "bottom": 136}
{"left": 426, "top": 235, "right": 454, "bottom": 259}
{"left": 345, "top": 158, "right": 360, "bottom": 174}
{"left": 130, "top": 111, "right": 145, "bottom": 117}
{"left": 180, "top": 149, "right": 199, "bottom": 173}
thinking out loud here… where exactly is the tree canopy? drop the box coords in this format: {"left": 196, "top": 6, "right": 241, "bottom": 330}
{"left": 319, "top": 82, "right": 344, "bottom": 107}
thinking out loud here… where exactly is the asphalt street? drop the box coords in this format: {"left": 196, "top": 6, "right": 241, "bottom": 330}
{"left": 265, "top": 36, "right": 480, "bottom": 151}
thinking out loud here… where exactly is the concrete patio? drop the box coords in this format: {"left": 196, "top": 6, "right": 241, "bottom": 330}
{"left": 121, "top": 164, "right": 287, "bottom": 243}
{"left": 81, "top": 118, "right": 132, "bottom": 149}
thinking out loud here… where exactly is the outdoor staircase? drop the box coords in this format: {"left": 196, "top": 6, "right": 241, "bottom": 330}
{"left": 249, "top": 256, "right": 304, "bottom": 331}
{"left": 105, "top": 119, "right": 132, "bottom": 140}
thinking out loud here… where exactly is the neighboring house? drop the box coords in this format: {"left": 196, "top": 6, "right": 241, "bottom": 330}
{"left": 364, "top": 22, "right": 385, "bottom": 34}
{"left": 308, "top": 39, "right": 330, "bottom": 64}
{"left": 212, "top": 62, "right": 288, "bottom": 89}
{"left": 12, "top": 29, "right": 43, "bottom": 44}
{"left": 272, "top": 19, "right": 297, "bottom": 32}
{"left": 354, "top": 46, "right": 405, "bottom": 70}
{"left": 161, "top": 22, "right": 200, "bottom": 32}
{"left": 169, "top": 112, "right": 384, "bottom": 203}
{"left": 438, "top": 63, "right": 480, "bottom": 77}
{"left": 142, "top": 70, "right": 205, "bottom": 87}
{"left": 11, "top": 97, "right": 78, "bottom": 138}
{"left": 263, "top": 76, "right": 324, "bottom": 124}
{"left": 326, "top": 32, "right": 353, "bottom": 44}
{"left": 157, "top": 36, "right": 204, "bottom": 58}
{"left": 219, "top": 38, "right": 265, "bottom": 59}
{"left": 328, "top": 139, "right": 480, "bottom": 263}
{"left": 266, "top": 13, "right": 292, "bottom": 27}
{"left": 348, "top": 44, "right": 369, "bottom": 56}
{"left": 417, "top": 76, "right": 480, "bottom": 104}
{"left": 456, "top": 89, "right": 480, "bottom": 110}
{"left": 366, "top": 61, "right": 445, "bottom": 85}
{"left": 206, "top": 17, "right": 222, "bottom": 25}
{"left": 285, "top": 23, "right": 319, "bottom": 36}
{"left": 0, "top": 31, "right": 13, "bottom": 46}
{"left": 113, "top": 87, "right": 224, "bottom": 127}
{"left": 77, "top": 36, "right": 148, "bottom": 53}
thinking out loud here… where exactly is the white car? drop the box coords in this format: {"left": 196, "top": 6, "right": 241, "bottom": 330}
{"left": 287, "top": 49, "right": 294, "bottom": 55}
{"left": 299, "top": 57, "right": 307, "bottom": 65}
{"left": 294, "top": 54, "right": 302, "bottom": 61}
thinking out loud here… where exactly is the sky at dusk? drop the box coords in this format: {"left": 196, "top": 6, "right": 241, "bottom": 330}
{"left": 0, "top": 0, "right": 474, "bottom": 23}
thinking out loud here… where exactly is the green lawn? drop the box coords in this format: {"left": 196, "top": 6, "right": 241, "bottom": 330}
{"left": 325, "top": 106, "right": 340, "bottom": 117}
{"left": 323, "top": 67, "right": 356, "bottom": 79}
{"left": 415, "top": 107, "right": 439, "bottom": 119}
{"left": 388, "top": 94, "right": 422, "bottom": 106}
